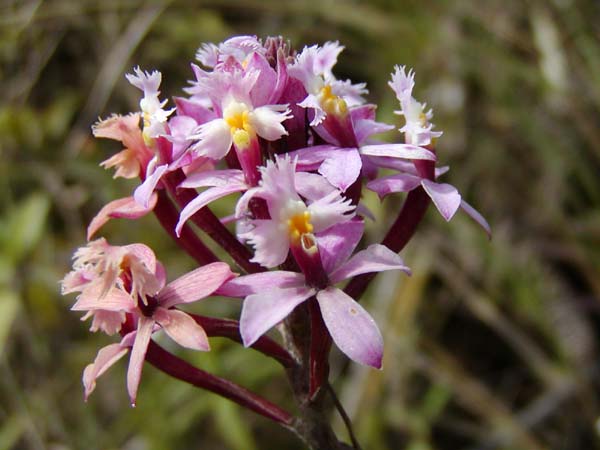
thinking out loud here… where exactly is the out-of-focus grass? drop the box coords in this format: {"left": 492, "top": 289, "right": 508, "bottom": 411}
{"left": 2, "top": 0, "right": 600, "bottom": 448}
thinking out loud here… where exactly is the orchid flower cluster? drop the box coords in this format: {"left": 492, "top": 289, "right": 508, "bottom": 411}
{"left": 62, "top": 35, "right": 489, "bottom": 448}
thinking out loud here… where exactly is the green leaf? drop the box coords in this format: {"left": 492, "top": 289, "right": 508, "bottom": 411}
{"left": 0, "top": 289, "right": 19, "bottom": 357}
{"left": 213, "top": 396, "right": 257, "bottom": 450}
{"left": 0, "top": 256, "right": 15, "bottom": 287}
{"left": 4, "top": 193, "right": 51, "bottom": 263}
{"left": 0, "top": 414, "right": 26, "bottom": 450}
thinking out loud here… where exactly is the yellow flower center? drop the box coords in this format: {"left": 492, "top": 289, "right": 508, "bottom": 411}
{"left": 141, "top": 112, "right": 153, "bottom": 146}
{"left": 287, "top": 211, "right": 314, "bottom": 242}
{"left": 225, "top": 110, "right": 250, "bottom": 132}
{"left": 224, "top": 103, "right": 255, "bottom": 150}
{"left": 317, "top": 84, "right": 348, "bottom": 117}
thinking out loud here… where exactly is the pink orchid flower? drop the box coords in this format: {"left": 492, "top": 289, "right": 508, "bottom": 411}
{"left": 364, "top": 67, "right": 491, "bottom": 235}
{"left": 218, "top": 221, "right": 410, "bottom": 369}
{"left": 288, "top": 41, "right": 367, "bottom": 127}
{"left": 235, "top": 155, "right": 355, "bottom": 268}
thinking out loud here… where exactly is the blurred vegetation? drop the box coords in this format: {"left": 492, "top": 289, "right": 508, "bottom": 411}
{"left": 2, "top": 0, "right": 600, "bottom": 448}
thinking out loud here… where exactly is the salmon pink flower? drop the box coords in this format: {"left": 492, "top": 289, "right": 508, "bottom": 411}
{"left": 62, "top": 238, "right": 162, "bottom": 304}
{"left": 92, "top": 113, "right": 153, "bottom": 179}
{"left": 63, "top": 240, "right": 235, "bottom": 404}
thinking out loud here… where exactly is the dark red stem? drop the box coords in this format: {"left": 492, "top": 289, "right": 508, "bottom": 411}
{"left": 145, "top": 339, "right": 294, "bottom": 426}
{"left": 344, "top": 158, "right": 436, "bottom": 301}
{"left": 164, "top": 171, "right": 263, "bottom": 274}
{"left": 153, "top": 190, "right": 218, "bottom": 265}
{"left": 308, "top": 298, "right": 330, "bottom": 400}
{"left": 188, "top": 313, "right": 294, "bottom": 368}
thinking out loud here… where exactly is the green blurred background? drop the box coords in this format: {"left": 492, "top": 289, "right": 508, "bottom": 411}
{"left": 2, "top": 0, "right": 600, "bottom": 449}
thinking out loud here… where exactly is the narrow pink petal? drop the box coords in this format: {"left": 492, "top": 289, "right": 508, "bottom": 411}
{"left": 220, "top": 213, "right": 236, "bottom": 225}
{"left": 72, "top": 285, "right": 135, "bottom": 311}
{"left": 366, "top": 173, "right": 422, "bottom": 199}
{"left": 175, "top": 183, "right": 247, "bottom": 236}
{"left": 154, "top": 261, "right": 167, "bottom": 291}
{"left": 83, "top": 343, "right": 129, "bottom": 400}
{"left": 121, "top": 330, "right": 138, "bottom": 347}
{"left": 268, "top": 50, "right": 289, "bottom": 104}
{"left": 350, "top": 104, "right": 376, "bottom": 122}
{"left": 359, "top": 143, "right": 436, "bottom": 160}
{"left": 354, "top": 118, "right": 395, "bottom": 144}
{"left": 216, "top": 271, "right": 306, "bottom": 297}
{"left": 329, "top": 244, "right": 411, "bottom": 284}
{"left": 122, "top": 243, "right": 157, "bottom": 273}
{"left": 421, "top": 179, "right": 461, "bottom": 221}
{"left": 460, "top": 200, "right": 491, "bottom": 238}
{"left": 168, "top": 115, "right": 197, "bottom": 160}
{"left": 234, "top": 186, "right": 260, "bottom": 218}
{"left": 174, "top": 97, "right": 216, "bottom": 125}
{"left": 356, "top": 202, "right": 376, "bottom": 221}
{"left": 316, "top": 287, "right": 383, "bottom": 369}
{"left": 92, "top": 113, "right": 141, "bottom": 142}
{"left": 287, "top": 145, "right": 340, "bottom": 169}
{"left": 295, "top": 172, "right": 337, "bottom": 201}
{"left": 87, "top": 199, "right": 128, "bottom": 241}
{"left": 61, "top": 270, "right": 92, "bottom": 295}
{"left": 317, "top": 220, "right": 364, "bottom": 274}
{"left": 158, "top": 262, "right": 235, "bottom": 308}
{"left": 88, "top": 310, "right": 125, "bottom": 335}
{"left": 127, "top": 317, "right": 154, "bottom": 406}
{"left": 154, "top": 308, "right": 210, "bottom": 351}
{"left": 247, "top": 52, "right": 277, "bottom": 105}
{"left": 318, "top": 148, "right": 362, "bottom": 192}
{"left": 364, "top": 155, "right": 417, "bottom": 173}
{"left": 181, "top": 156, "right": 214, "bottom": 177}
{"left": 311, "top": 122, "right": 340, "bottom": 147}
{"left": 240, "top": 286, "right": 314, "bottom": 347}
{"left": 436, "top": 165, "right": 450, "bottom": 178}
{"left": 87, "top": 195, "right": 156, "bottom": 240}
{"left": 180, "top": 169, "right": 245, "bottom": 189}
{"left": 134, "top": 164, "right": 168, "bottom": 208}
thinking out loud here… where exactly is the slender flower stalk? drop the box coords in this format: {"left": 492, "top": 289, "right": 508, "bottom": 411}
{"left": 187, "top": 313, "right": 294, "bottom": 367}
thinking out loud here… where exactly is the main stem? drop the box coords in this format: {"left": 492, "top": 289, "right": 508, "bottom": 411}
{"left": 282, "top": 306, "right": 354, "bottom": 450}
